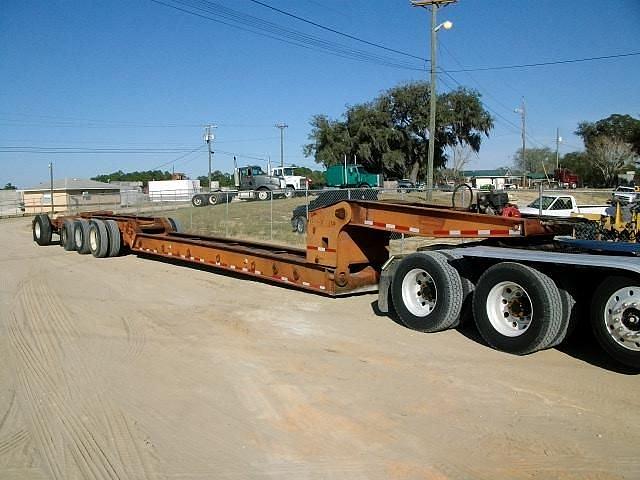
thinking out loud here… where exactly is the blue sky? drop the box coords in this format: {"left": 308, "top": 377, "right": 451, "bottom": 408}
{"left": 1, "top": 0, "right": 639, "bottom": 187}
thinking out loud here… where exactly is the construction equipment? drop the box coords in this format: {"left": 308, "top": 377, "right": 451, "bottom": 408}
{"left": 32, "top": 199, "right": 640, "bottom": 369}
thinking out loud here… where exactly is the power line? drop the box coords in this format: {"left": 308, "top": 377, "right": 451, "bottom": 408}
{"left": 150, "top": 145, "right": 207, "bottom": 170}
{"left": 149, "top": 0, "right": 427, "bottom": 71}
{"left": 247, "top": 0, "right": 427, "bottom": 62}
{"left": 443, "top": 51, "right": 640, "bottom": 73}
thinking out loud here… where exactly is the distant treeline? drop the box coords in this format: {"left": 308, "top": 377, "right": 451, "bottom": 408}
{"left": 91, "top": 170, "right": 172, "bottom": 186}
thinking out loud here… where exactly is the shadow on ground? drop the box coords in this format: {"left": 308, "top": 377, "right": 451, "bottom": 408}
{"left": 370, "top": 300, "right": 639, "bottom": 375}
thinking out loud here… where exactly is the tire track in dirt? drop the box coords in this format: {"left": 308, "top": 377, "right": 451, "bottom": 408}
{"left": 8, "top": 278, "right": 160, "bottom": 479}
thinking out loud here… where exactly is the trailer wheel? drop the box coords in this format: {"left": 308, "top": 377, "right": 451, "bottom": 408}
{"left": 208, "top": 194, "right": 218, "bottom": 205}
{"left": 391, "top": 252, "right": 463, "bottom": 332}
{"left": 73, "top": 219, "right": 91, "bottom": 254}
{"left": 257, "top": 189, "right": 270, "bottom": 201}
{"left": 591, "top": 276, "right": 640, "bottom": 369}
{"left": 191, "top": 195, "right": 205, "bottom": 207}
{"left": 88, "top": 220, "right": 110, "bottom": 258}
{"left": 473, "top": 262, "right": 564, "bottom": 355}
{"left": 294, "top": 216, "right": 307, "bottom": 234}
{"left": 32, "top": 214, "right": 52, "bottom": 246}
{"left": 61, "top": 219, "right": 76, "bottom": 251}
{"left": 104, "top": 220, "right": 121, "bottom": 257}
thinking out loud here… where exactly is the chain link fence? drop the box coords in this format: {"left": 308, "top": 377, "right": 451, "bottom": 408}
{"left": 3, "top": 184, "right": 623, "bottom": 250}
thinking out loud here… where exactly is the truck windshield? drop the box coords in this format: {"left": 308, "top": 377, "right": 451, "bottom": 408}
{"left": 528, "top": 196, "right": 556, "bottom": 210}
{"left": 282, "top": 168, "right": 295, "bottom": 176}
{"left": 251, "top": 166, "right": 265, "bottom": 175}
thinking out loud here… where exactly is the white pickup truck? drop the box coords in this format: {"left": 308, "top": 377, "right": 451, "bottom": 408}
{"left": 519, "top": 194, "right": 608, "bottom": 217}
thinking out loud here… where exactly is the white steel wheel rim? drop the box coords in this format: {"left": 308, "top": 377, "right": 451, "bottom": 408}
{"left": 486, "top": 281, "right": 533, "bottom": 337}
{"left": 35, "top": 222, "right": 41, "bottom": 239}
{"left": 401, "top": 268, "right": 437, "bottom": 317}
{"left": 604, "top": 286, "right": 640, "bottom": 352}
{"left": 89, "top": 228, "right": 98, "bottom": 251}
{"left": 194, "top": 197, "right": 202, "bottom": 205}
{"left": 74, "top": 227, "right": 82, "bottom": 248}
{"left": 258, "top": 191, "right": 268, "bottom": 200}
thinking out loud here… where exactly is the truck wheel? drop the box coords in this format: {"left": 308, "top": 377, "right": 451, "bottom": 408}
{"left": 590, "top": 276, "right": 640, "bottom": 369}
{"left": 104, "top": 220, "right": 121, "bottom": 257}
{"left": 257, "top": 189, "right": 270, "bottom": 201}
{"left": 32, "top": 214, "right": 52, "bottom": 246}
{"left": 73, "top": 219, "right": 91, "bottom": 254}
{"left": 191, "top": 195, "right": 205, "bottom": 207}
{"left": 473, "top": 262, "right": 564, "bottom": 355}
{"left": 284, "top": 187, "right": 295, "bottom": 199}
{"left": 547, "top": 282, "right": 578, "bottom": 348}
{"left": 208, "top": 194, "right": 218, "bottom": 205}
{"left": 167, "top": 217, "right": 182, "bottom": 233}
{"left": 61, "top": 219, "right": 76, "bottom": 251}
{"left": 294, "top": 216, "right": 307, "bottom": 234}
{"left": 88, "top": 220, "right": 110, "bottom": 258}
{"left": 391, "top": 252, "right": 463, "bottom": 332}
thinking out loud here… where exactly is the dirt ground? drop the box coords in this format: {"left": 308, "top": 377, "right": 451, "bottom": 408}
{"left": 1, "top": 216, "right": 638, "bottom": 480}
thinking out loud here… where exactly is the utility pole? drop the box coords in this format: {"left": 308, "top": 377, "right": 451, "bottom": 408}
{"left": 275, "top": 122, "right": 288, "bottom": 168}
{"left": 555, "top": 128, "right": 562, "bottom": 170}
{"left": 203, "top": 125, "right": 216, "bottom": 191}
{"left": 48, "top": 162, "right": 54, "bottom": 214}
{"left": 515, "top": 98, "right": 526, "bottom": 183}
{"left": 411, "top": 0, "right": 456, "bottom": 200}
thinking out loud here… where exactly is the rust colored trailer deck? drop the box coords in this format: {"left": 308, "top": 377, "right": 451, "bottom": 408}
{"left": 46, "top": 200, "right": 556, "bottom": 296}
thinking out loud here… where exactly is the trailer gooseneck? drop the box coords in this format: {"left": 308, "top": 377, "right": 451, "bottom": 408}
{"left": 31, "top": 200, "right": 640, "bottom": 369}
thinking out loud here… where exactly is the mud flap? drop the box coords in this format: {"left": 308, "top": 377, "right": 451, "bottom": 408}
{"left": 377, "top": 257, "right": 400, "bottom": 313}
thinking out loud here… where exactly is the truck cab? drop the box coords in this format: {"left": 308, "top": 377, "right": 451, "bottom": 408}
{"left": 271, "top": 166, "right": 309, "bottom": 192}
{"left": 234, "top": 165, "right": 289, "bottom": 200}
{"left": 325, "top": 164, "right": 381, "bottom": 188}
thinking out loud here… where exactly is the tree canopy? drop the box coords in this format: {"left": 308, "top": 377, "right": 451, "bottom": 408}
{"left": 304, "top": 82, "right": 494, "bottom": 182}
{"left": 576, "top": 114, "right": 640, "bottom": 155}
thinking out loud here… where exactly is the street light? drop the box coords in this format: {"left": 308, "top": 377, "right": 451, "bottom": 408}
{"left": 411, "top": 0, "right": 456, "bottom": 200}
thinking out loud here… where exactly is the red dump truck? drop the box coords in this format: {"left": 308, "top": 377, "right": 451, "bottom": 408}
{"left": 31, "top": 200, "right": 640, "bottom": 369}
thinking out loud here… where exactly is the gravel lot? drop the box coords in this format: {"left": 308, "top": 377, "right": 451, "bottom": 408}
{"left": 1, "top": 216, "right": 638, "bottom": 479}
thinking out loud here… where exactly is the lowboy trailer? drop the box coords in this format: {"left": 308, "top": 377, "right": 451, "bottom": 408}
{"left": 31, "top": 200, "right": 640, "bottom": 369}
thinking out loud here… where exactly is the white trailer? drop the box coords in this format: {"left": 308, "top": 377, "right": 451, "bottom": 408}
{"left": 148, "top": 179, "right": 201, "bottom": 202}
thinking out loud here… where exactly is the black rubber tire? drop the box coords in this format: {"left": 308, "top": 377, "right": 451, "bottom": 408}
{"left": 590, "top": 276, "right": 640, "bottom": 369}
{"left": 104, "top": 220, "right": 121, "bottom": 257}
{"left": 32, "top": 214, "right": 52, "bottom": 246}
{"left": 391, "top": 252, "right": 463, "bottom": 332}
{"left": 257, "top": 189, "right": 270, "bottom": 201}
{"left": 88, "top": 219, "right": 110, "bottom": 258}
{"left": 208, "top": 194, "right": 218, "bottom": 205}
{"left": 473, "top": 262, "right": 565, "bottom": 355}
{"left": 73, "top": 219, "right": 91, "bottom": 254}
{"left": 191, "top": 195, "right": 205, "bottom": 207}
{"left": 61, "top": 219, "right": 76, "bottom": 251}
{"left": 452, "top": 184, "right": 474, "bottom": 209}
{"left": 167, "top": 217, "right": 182, "bottom": 233}
{"left": 547, "top": 282, "right": 578, "bottom": 349}
{"left": 294, "top": 216, "right": 307, "bottom": 234}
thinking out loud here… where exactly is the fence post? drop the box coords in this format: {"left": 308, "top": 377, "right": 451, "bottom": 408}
{"left": 225, "top": 192, "right": 229, "bottom": 237}
{"left": 538, "top": 183, "right": 544, "bottom": 216}
{"left": 270, "top": 190, "right": 273, "bottom": 241}
{"left": 305, "top": 180, "right": 309, "bottom": 220}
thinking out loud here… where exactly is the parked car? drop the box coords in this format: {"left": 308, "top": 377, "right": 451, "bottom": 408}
{"left": 396, "top": 179, "right": 415, "bottom": 192}
{"left": 612, "top": 186, "right": 640, "bottom": 203}
{"left": 291, "top": 188, "right": 379, "bottom": 234}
